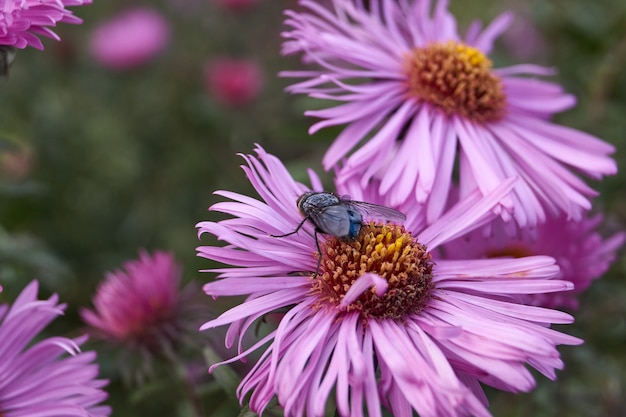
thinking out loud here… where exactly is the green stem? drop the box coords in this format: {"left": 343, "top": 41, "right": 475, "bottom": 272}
{"left": 165, "top": 351, "right": 204, "bottom": 417}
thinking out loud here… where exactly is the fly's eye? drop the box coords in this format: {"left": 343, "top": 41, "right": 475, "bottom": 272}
{"left": 296, "top": 192, "right": 312, "bottom": 209}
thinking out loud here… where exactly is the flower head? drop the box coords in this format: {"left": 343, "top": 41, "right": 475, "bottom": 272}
{"left": 0, "top": 280, "right": 110, "bottom": 417}
{"left": 81, "top": 250, "right": 197, "bottom": 356}
{"left": 441, "top": 212, "right": 625, "bottom": 310}
{"left": 89, "top": 7, "right": 169, "bottom": 70}
{"left": 197, "top": 145, "right": 581, "bottom": 417}
{"left": 204, "top": 57, "right": 263, "bottom": 107}
{"left": 1, "top": 0, "right": 91, "bottom": 50}
{"left": 281, "top": 0, "right": 616, "bottom": 228}
{"left": 214, "top": 0, "right": 260, "bottom": 13}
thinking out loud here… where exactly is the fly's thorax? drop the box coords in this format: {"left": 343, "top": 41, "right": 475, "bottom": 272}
{"left": 297, "top": 192, "right": 341, "bottom": 216}
{"left": 310, "top": 222, "right": 434, "bottom": 321}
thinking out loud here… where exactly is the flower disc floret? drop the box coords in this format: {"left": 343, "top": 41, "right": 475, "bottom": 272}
{"left": 313, "top": 222, "right": 434, "bottom": 320}
{"left": 404, "top": 41, "right": 506, "bottom": 123}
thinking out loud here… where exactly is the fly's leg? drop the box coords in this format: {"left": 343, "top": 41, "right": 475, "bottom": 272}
{"left": 271, "top": 218, "right": 323, "bottom": 277}
{"left": 270, "top": 217, "right": 307, "bottom": 238}
{"left": 313, "top": 228, "right": 323, "bottom": 278}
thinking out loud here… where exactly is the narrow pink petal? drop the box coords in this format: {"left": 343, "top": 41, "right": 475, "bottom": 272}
{"left": 345, "top": 100, "right": 416, "bottom": 168}
{"left": 436, "top": 279, "right": 573, "bottom": 294}
{"left": 472, "top": 12, "right": 513, "bottom": 53}
{"left": 340, "top": 273, "right": 388, "bottom": 308}
{"left": 425, "top": 114, "right": 457, "bottom": 224}
{"left": 419, "top": 177, "right": 517, "bottom": 249}
{"left": 495, "top": 64, "right": 558, "bottom": 76}
{"left": 434, "top": 256, "right": 558, "bottom": 279}
{"left": 203, "top": 277, "right": 308, "bottom": 296}
{"left": 322, "top": 109, "right": 389, "bottom": 169}
{"left": 199, "top": 288, "right": 307, "bottom": 330}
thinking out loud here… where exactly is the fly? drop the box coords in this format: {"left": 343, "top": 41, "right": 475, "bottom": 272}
{"left": 272, "top": 191, "right": 406, "bottom": 276}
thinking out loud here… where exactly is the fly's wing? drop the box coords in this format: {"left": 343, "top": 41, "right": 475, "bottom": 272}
{"left": 309, "top": 205, "right": 351, "bottom": 237}
{"left": 344, "top": 200, "right": 406, "bottom": 223}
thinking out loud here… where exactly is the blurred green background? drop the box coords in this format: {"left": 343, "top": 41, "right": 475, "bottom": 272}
{"left": 0, "top": 0, "right": 625, "bottom": 416}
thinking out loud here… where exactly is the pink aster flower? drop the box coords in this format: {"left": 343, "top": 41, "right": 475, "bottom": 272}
{"left": 0, "top": 0, "right": 91, "bottom": 50}
{"left": 81, "top": 250, "right": 198, "bottom": 356}
{"left": 197, "top": 145, "right": 581, "bottom": 417}
{"left": 204, "top": 57, "right": 263, "bottom": 107}
{"left": 0, "top": 280, "right": 110, "bottom": 417}
{"left": 281, "top": 0, "right": 617, "bottom": 228}
{"left": 440, "top": 212, "right": 625, "bottom": 310}
{"left": 500, "top": 3, "right": 548, "bottom": 61}
{"left": 89, "top": 7, "right": 169, "bottom": 71}
{"left": 214, "top": 0, "right": 260, "bottom": 13}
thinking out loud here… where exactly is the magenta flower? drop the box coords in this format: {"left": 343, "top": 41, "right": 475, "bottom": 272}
{"left": 0, "top": 280, "right": 110, "bottom": 417}
{"left": 197, "top": 145, "right": 581, "bottom": 417}
{"left": 441, "top": 212, "right": 625, "bottom": 310}
{"left": 204, "top": 57, "right": 263, "bottom": 107}
{"left": 89, "top": 7, "right": 169, "bottom": 70}
{"left": 81, "top": 250, "right": 195, "bottom": 355}
{"left": 214, "top": 0, "right": 260, "bottom": 13}
{"left": 500, "top": 4, "right": 548, "bottom": 61}
{"left": 281, "top": 0, "right": 617, "bottom": 228}
{"left": 0, "top": 0, "right": 91, "bottom": 50}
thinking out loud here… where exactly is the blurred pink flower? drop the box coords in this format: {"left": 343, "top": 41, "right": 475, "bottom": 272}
{"left": 214, "top": 0, "right": 260, "bottom": 13}
{"left": 0, "top": 0, "right": 91, "bottom": 50}
{"left": 0, "top": 145, "right": 34, "bottom": 181}
{"left": 281, "top": 0, "right": 617, "bottom": 229}
{"left": 441, "top": 213, "right": 625, "bottom": 310}
{"left": 0, "top": 280, "right": 110, "bottom": 416}
{"left": 501, "top": 7, "right": 548, "bottom": 60}
{"left": 204, "top": 57, "right": 263, "bottom": 107}
{"left": 81, "top": 250, "right": 197, "bottom": 355}
{"left": 197, "top": 145, "right": 581, "bottom": 416}
{"left": 89, "top": 7, "right": 169, "bottom": 70}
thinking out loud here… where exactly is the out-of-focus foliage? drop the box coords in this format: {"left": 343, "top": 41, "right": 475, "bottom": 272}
{"left": 0, "top": 0, "right": 624, "bottom": 416}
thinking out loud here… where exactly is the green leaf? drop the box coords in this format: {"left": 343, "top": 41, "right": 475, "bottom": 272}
{"left": 203, "top": 346, "right": 241, "bottom": 401}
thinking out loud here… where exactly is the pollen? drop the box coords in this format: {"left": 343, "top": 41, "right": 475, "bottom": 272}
{"left": 403, "top": 41, "right": 507, "bottom": 123}
{"left": 311, "top": 222, "right": 434, "bottom": 321}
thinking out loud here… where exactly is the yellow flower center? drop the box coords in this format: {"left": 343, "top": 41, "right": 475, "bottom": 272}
{"left": 310, "top": 222, "right": 434, "bottom": 321}
{"left": 403, "top": 41, "right": 507, "bottom": 123}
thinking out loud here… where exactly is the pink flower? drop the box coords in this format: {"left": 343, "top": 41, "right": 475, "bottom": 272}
{"left": 89, "top": 7, "right": 169, "bottom": 70}
{"left": 0, "top": 144, "right": 34, "bottom": 181}
{"left": 0, "top": 280, "right": 110, "bottom": 416}
{"left": 197, "top": 145, "right": 581, "bottom": 417}
{"left": 204, "top": 57, "right": 263, "bottom": 107}
{"left": 500, "top": 4, "right": 548, "bottom": 61}
{"left": 281, "top": 0, "right": 617, "bottom": 229}
{"left": 214, "top": 0, "right": 260, "bottom": 13}
{"left": 0, "top": 0, "right": 91, "bottom": 50}
{"left": 440, "top": 212, "right": 625, "bottom": 310}
{"left": 81, "top": 250, "right": 197, "bottom": 355}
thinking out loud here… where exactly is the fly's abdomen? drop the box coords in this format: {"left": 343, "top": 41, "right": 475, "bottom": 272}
{"left": 346, "top": 210, "right": 362, "bottom": 238}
